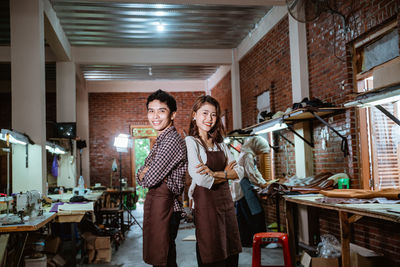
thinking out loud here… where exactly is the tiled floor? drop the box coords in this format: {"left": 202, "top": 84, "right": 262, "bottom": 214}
{"left": 78, "top": 203, "right": 284, "bottom": 267}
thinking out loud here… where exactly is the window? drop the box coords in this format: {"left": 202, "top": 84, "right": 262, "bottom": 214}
{"left": 357, "top": 77, "right": 400, "bottom": 189}
{"left": 355, "top": 23, "right": 400, "bottom": 189}
{"left": 258, "top": 133, "right": 274, "bottom": 180}
{"left": 130, "top": 126, "right": 157, "bottom": 189}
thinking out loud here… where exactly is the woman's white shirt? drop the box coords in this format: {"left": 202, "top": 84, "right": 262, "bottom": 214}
{"left": 185, "top": 136, "right": 244, "bottom": 200}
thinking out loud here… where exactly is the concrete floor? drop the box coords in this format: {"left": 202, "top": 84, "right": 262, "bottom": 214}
{"left": 78, "top": 203, "right": 285, "bottom": 267}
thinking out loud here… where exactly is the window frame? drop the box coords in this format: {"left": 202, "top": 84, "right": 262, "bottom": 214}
{"left": 353, "top": 22, "right": 400, "bottom": 189}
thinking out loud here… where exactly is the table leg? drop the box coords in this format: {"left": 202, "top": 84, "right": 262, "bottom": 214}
{"left": 71, "top": 222, "right": 77, "bottom": 266}
{"left": 339, "top": 211, "right": 351, "bottom": 267}
{"left": 285, "top": 201, "right": 297, "bottom": 266}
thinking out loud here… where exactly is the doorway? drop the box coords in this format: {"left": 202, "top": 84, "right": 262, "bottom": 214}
{"left": 130, "top": 125, "right": 157, "bottom": 202}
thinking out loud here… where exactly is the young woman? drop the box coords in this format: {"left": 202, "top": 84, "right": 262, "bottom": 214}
{"left": 185, "top": 95, "right": 243, "bottom": 267}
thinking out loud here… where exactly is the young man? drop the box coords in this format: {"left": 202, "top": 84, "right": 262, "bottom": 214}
{"left": 137, "top": 89, "right": 187, "bottom": 267}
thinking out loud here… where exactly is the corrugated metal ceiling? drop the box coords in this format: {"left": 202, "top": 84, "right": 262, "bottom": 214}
{"left": 51, "top": 1, "right": 271, "bottom": 48}
{"left": 81, "top": 64, "right": 219, "bottom": 80}
{"left": 1, "top": 1, "right": 273, "bottom": 81}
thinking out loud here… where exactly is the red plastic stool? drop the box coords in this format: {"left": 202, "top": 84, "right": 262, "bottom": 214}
{"left": 252, "top": 232, "right": 292, "bottom": 267}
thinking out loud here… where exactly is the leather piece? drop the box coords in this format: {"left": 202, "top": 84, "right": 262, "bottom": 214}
{"left": 320, "top": 189, "right": 400, "bottom": 200}
{"left": 259, "top": 172, "right": 335, "bottom": 196}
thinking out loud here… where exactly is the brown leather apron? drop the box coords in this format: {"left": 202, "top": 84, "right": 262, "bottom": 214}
{"left": 143, "top": 182, "right": 174, "bottom": 266}
{"left": 193, "top": 149, "right": 242, "bottom": 264}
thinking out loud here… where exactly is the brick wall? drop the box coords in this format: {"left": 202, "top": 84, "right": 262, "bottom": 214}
{"left": 308, "top": 1, "right": 399, "bottom": 263}
{"left": 308, "top": 0, "right": 399, "bottom": 186}
{"left": 240, "top": 16, "right": 293, "bottom": 129}
{"left": 243, "top": 0, "right": 399, "bottom": 263}
{"left": 239, "top": 15, "right": 295, "bottom": 179}
{"left": 88, "top": 91, "right": 203, "bottom": 186}
{"left": 318, "top": 209, "right": 400, "bottom": 265}
{"left": 210, "top": 71, "right": 233, "bottom": 133}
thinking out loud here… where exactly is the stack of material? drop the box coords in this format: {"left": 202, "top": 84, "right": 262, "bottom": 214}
{"left": 320, "top": 188, "right": 400, "bottom": 200}
{"left": 259, "top": 172, "right": 344, "bottom": 197}
{"left": 81, "top": 232, "right": 111, "bottom": 264}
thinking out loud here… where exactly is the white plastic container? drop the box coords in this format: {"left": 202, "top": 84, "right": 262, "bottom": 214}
{"left": 24, "top": 254, "right": 46, "bottom": 267}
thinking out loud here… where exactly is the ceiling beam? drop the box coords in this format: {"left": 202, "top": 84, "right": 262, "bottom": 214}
{"left": 72, "top": 47, "right": 232, "bottom": 65}
{"left": 86, "top": 80, "right": 205, "bottom": 93}
{"left": 73, "top": 0, "right": 286, "bottom": 6}
{"left": 43, "top": 0, "right": 71, "bottom": 61}
{"left": 0, "top": 46, "right": 56, "bottom": 62}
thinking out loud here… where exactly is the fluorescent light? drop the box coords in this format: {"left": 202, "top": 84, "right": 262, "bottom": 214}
{"left": 362, "top": 95, "right": 400, "bottom": 106}
{"left": 255, "top": 123, "right": 288, "bottom": 134}
{"left": 344, "top": 85, "right": 400, "bottom": 108}
{"left": 46, "top": 141, "right": 67, "bottom": 155}
{"left": 0, "top": 129, "right": 29, "bottom": 145}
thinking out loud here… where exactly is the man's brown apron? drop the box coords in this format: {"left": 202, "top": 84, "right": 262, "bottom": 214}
{"left": 143, "top": 182, "right": 174, "bottom": 266}
{"left": 193, "top": 149, "right": 242, "bottom": 264}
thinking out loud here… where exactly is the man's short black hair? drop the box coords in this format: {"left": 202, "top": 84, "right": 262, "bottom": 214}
{"left": 146, "top": 89, "right": 177, "bottom": 113}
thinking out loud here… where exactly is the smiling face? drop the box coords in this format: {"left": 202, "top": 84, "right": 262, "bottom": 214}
{"left": 147, "top": 100, "right": 176, "bottom": 134}
{"left": 193, "top": 103, "right": 217, "bottom": 136}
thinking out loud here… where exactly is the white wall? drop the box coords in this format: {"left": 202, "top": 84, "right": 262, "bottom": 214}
{"left": 12, "top": 144, "right": 44, "bottom": 193}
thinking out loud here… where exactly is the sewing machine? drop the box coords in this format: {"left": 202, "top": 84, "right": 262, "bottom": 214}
{"left": 12, "top": 190, "right": 43, "bottom": 222}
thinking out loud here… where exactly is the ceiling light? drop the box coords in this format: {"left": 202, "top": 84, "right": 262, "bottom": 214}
{"left": 156, "top": 21, "right": 165, "bottom": 32}
{"left": 0, "top": 129, "right": 30, "bottom": 145}
{"left": 46, "top": 141, "right": 67, "bottom": 155}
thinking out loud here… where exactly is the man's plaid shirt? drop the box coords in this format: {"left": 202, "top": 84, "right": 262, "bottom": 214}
{"left": 137, "top": 126, "right": 187, "bottom": 213}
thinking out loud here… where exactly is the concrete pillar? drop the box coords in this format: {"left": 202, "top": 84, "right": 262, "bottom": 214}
{"left": 289, "top": 15, "right": 313, "bottom": 177}
{"left": 56, "top": 62, "right": 77, "bottom": 187}
{"left": 56, "top": 62, "right": 76, "bottom": 122}
{"left": 231, "top": 48, "right": 242, "bottom": 130}
{"left": 10, "top": 0, "right": 46, "bottom": 193}
{"left": 76, "top": 77, "right": 90, "bottom": 186}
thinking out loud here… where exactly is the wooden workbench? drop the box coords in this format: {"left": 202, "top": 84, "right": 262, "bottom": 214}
{"left": 0, "top": 212, "right": 56, "bottom": 233}
{"left": 284, "top": 194, "right": 400, "bottom": 267}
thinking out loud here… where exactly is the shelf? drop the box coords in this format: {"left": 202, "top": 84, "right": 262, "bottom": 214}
{"left": 243, "top": 107, "right": 349, "bottom": 155}
{"left": 283, "top": 107, "right": 346, "bottom": 122}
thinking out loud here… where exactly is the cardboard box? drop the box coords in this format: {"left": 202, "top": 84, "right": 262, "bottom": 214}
{"left": 87, "top": 249, "right": 96, "bottom": 264}
{"left": 350, "top": 243, "right": 387, "bottom": 267}
{"left": 82, "top": 232, "right": 111, "bottom": 263}
{"left": 51, "top": 254, "right": 66, "bottom": 267}
{"left": 301, "top": 252, "right": 339, "bottom": 267}
{"left": 93, "top": 248, "right": 112, "bottom": 263}
{"left": 94, "top": 236, "right": 111, "bottom": 250}
{"left": 45, "top": 236, "right": 61, "bottom": 254}
{"left": 81, "top": 232, "right": 110, "bottom": 250}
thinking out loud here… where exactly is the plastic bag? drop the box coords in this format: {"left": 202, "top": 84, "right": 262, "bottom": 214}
{"left": 51, "top": 155, "right": 58, "bottom": 177}
{"left": 317, "top": 234, "right": 341, "bottom": 258}
{"left": 112, "top": 158, "right": 118, "bottom": 172}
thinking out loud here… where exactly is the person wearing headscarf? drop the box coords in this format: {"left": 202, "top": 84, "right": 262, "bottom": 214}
{"left": 231, "top": 136, "right": 270, "bottom": 247}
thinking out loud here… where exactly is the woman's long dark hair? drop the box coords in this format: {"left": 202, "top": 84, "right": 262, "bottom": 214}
{"left": 188, "top": 95, "right": 225, "bottom": 145}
